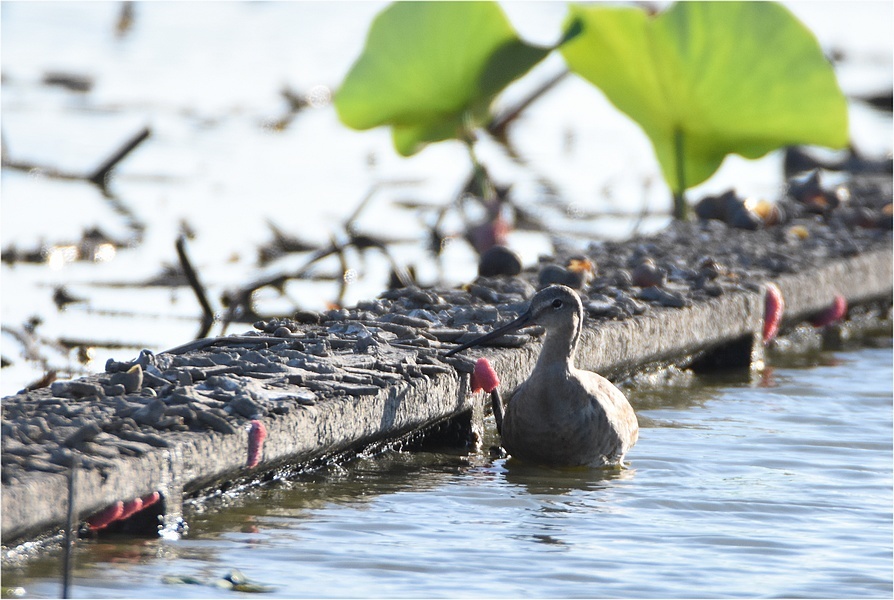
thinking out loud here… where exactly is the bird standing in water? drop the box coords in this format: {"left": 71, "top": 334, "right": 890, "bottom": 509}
{"left": 446, "top": 285, "right": 638, "bottom": 468}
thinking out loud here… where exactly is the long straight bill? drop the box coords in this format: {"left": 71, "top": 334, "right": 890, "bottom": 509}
{"left": 444, "top": 311, "right": 533, "bottom": 356}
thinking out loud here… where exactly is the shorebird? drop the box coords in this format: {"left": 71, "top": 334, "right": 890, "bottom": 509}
{"left": 446, "top": 285, "right": 639, "bottom": 468}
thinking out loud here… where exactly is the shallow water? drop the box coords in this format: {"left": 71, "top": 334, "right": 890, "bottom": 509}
{"left": 3, "top": 343, "right": 891, "bottom": 598}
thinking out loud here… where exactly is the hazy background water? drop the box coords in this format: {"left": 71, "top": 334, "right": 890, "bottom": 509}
{"left": 1, "top": 1, "right": 891, "bottom": 395}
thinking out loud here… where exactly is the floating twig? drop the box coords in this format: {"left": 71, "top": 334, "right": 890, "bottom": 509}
{"left": 223, "top": 186, "right": 416, "bottom": 326}
{"left": 3, "top": 126, "right": 151, "bottom": 190}
{"left": 630, "top": 177, "right": 656, "bottom": 237}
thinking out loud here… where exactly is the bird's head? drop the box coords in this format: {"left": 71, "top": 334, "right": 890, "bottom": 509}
{"left": 445, "top": 285, "right": 583, "bottom": 356}
{"left": 525, "top": 284, "right": 584, "bottom": 332}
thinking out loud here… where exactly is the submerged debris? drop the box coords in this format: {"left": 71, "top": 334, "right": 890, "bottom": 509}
{"left": 163, "top": 568, "right": 275, "bottom": 593}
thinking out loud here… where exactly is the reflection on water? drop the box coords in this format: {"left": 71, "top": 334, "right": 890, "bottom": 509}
{"left": 499, "top": 458, "right": 633, "bottom": 497}
{"left": 3, "top": 344, "right": 890, "bottom": 599}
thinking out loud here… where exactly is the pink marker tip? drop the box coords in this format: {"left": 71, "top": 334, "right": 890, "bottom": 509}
{"left": 119, "top": 498, "right": 144, "bottom": 521}
{"left": 140, "top": 492, "right": 161, "bottom": 509}
{"left": 811, "top": 295, "right": 847, "bottom": 328}
{"left": 86, "top": 501, "right": 124, "bottom": 530}
{"left": 247, "top": 420, "right": 268, "bottom": 468}
{"left": 471, "top": 357, "right": 500, "bottom": 394}
{"left": 763, "top": 283, "right": 785, "bottom": 344}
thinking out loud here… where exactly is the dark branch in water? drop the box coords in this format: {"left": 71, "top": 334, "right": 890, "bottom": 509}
{"left": 2, "top": 125, "right": 151, "bottom": 190}
{"left": 221, "top": 244, "right": 338, "bottom": 331}
{"left": 222, "top": 186, "right": 416, "bottom": 328}
{"left": 176, "top": 235, "right": 216, "bottom": 340}
{"left": 115, "top": 1, "right": 136, "bottom": 38}
{"left": 88, "top": 126, "right": 151, "bottom": 188}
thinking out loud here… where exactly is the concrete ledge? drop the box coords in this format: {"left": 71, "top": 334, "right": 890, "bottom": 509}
{"left": 2, "top": 357, "right": 472, "bottom": 543}
{"left": 480, "top": 247, "right": 892, "bottom": 394}
{"left": 774, "top": 249, "right": 893, "bottom": 323}
{"left": 2, "top": 247, "right": 891, "bottom": 545}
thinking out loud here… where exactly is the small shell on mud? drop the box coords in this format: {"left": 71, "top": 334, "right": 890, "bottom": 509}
{"left": 537, "top": 256, "right": 595, "bottom": 290}
{"left": 631, "top": 259, "right": 666, "bottom": 288}
{"left": 637, "top": 286, "right": 688, "bottom": 308}
{"left": 695, "top": 190, "right": 762, "bottom": 230}
{"left": 746, "top": 198, "right": 785, "bottom": 226}
{"left": 787, "top": 225, "right": 810, "bottom": 240}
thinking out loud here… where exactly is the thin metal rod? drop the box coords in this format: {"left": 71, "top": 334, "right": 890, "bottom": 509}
{"left": 61, "top": 456, "right": 78, "bottom": 599}
{"left": 490, "top": 389, "right": 504, "bottom": 435}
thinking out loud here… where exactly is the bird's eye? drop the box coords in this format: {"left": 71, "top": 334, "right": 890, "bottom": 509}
{"left": 552, "top": 299, "right": 563, "bottom": 309}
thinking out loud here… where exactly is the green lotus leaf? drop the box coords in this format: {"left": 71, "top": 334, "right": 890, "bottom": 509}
{"left": 561, "top": 1, "right": 849, "bottom": 195}
{"left": 334, "top": 1, "right": 555, "bottom": 156}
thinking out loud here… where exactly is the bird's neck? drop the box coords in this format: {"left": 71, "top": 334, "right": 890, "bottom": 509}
{"left": 536, "top": 322, "right": 579, "bottom": 373}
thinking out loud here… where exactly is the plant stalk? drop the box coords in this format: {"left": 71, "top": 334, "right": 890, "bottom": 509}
{"left": 673, "top": 128, "right": 689, "bottom": 221}
{"left": 461, "top": 119, "right": 496, "bottom": 204}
